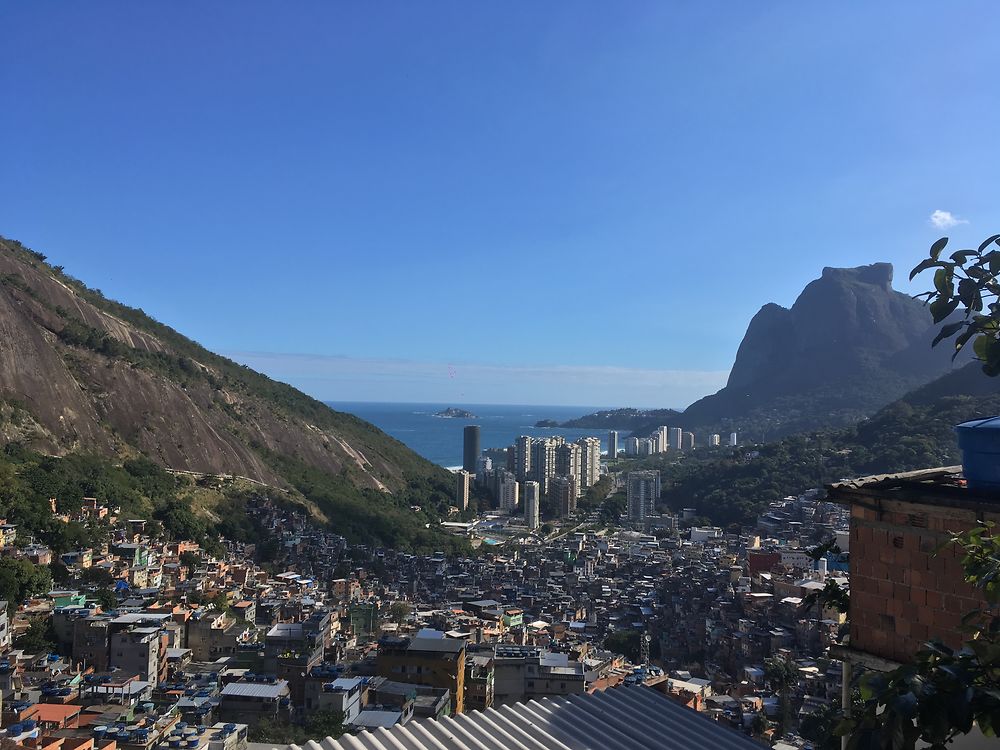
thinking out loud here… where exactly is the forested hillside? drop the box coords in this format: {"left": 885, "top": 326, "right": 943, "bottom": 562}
{"left": 636, "top": 363, "right": 1000, "bottom": 525}
{"left": 0, "top": 236, "right": 463, "bottom": 551}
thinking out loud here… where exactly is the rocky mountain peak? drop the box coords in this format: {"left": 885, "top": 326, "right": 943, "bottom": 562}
{"left": 680, "top": 261, "right": 965, "bottom": 437}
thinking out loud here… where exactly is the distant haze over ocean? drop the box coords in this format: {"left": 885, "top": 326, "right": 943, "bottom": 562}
{"left": 327, "top": 402, "right": 613, "bottom": 467}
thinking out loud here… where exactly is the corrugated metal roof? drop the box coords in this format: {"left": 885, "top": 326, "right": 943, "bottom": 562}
{"left": 288, "top": 686, "right": 760, "bottom": 750}
{"left": 221, "top": 681, "right": 289, "bottom": 699}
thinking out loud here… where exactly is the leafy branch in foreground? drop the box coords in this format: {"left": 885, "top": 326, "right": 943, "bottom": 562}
{"left": 911, "top": 233, "right": 1000, "bottom": 376}
{"left": 840, "top": 524, "right": 1000, "bottom": 750}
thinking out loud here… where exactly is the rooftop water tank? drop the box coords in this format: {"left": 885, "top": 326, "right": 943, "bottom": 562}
{"left": 957, "top": 417, "right": 1000, "bottom": 491}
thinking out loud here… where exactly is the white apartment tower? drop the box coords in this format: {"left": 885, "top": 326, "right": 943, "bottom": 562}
{"left": 729, "top": 432, "right": 738, "bottom": 447}
{"left": 577, "top": 437, "right": 601, "bottom": 491}
{"left": 709, "top": 434, "right": 721, "bottom": 447}
{"left": 497, "top": 470, "right": 519, "bottom": 513}
{"left": 656, "top": 426, "right": 669, "bottom": 453}
{"left": 531, "top": 437, "right": 561, "bottom": 494}
{"left": 683, "top": 431, "right": 695, "bottom": 450}
{"left": 555, "top": 442, "right": 583, "bottom": 497}
{"left": 523, "top": 480, "right": 541, "bottom": 530}
{"left": 455, "top": 470, "right": 471, "bottom": 510}
{"left": 513, "top": 436, "right": 533, "bottom": 481}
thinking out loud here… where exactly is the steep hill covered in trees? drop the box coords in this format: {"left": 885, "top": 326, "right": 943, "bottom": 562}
{"left": 650, "top": 362, "right": 1000, "bottom": 526}
{"left": 0, "top": 236, "right": 460, "bottom": 550}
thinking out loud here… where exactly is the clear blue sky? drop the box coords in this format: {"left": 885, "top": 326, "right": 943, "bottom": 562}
{"left": 2, "top": 3, "right": 998, "bottom": 407}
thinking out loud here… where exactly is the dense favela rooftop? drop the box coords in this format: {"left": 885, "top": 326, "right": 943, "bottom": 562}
{"left": 0, "top": 474, "right": 857, "bottom": 750}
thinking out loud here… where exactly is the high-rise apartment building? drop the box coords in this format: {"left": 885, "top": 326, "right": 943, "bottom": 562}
{"left": 607, "top": 430, "right": 619, "bottom": 459}
{"left": 513, "top": 436, "right": 533, "bottom": 481}
{"left": 624, "top": 437, "right": 640, "bottom": 456}
{"left": 577, "top": 437, "right": 601, "bottom": 491}
{"left": 549, "top": 476, "right": 577, "bottom": 518}
{"left": 523, "top": 481, "right": 540, "bottom": 530}
{"left": 455, "top": 470, "right": 471, "bottom": 510}
{"left": 626, "top": 471, "right": 661, "bottom": 523}
{"left": 497, "top": 470, "right": 519, "bottom": 513}
{"left": 709, "top": 434, "right": 721, "bottom": 447}
{"left": 638, "top": 438, "right": 655, "bottom": 457}
{"left": 683, "top": 431, "right": 695, "bottom": 450}
{"left": 670, "top": 427, "right": 683, "bottom": 451}
{"left": 463, "top": 426, "right": 481, "bottom": 473}
{"left": 729, "top": 432, "right": 738, "bottom": 447}
{"left": 556, "top": 442, "right": 582, "bottom": 497}
{"left": 531, "top": 437, "right": 561, "bottom": 495}
{"left": 656, "top": 426, "right": 669, "bottom": 453}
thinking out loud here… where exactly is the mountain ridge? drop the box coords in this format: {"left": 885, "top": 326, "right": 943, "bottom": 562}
{"left": 0, "top": 236, "right": 459, "bottom": 549}
{"left": 618, "top": 360, "right": 1000, "bottom": 527}
{"left": 551, "top": 263, "right": 968, "bottom": 440}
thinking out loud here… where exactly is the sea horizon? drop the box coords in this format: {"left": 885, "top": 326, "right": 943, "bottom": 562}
{"left": 326, "top": 401, "right": 625, "bottom": 467}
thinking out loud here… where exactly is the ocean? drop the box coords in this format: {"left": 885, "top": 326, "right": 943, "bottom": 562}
{"left": 326, "top": 402, "right": 613, "bottom": 468}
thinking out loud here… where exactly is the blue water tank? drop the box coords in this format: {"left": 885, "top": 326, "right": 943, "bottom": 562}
{"left": 957, "top": 417, "right": 1000, "bottom": 491}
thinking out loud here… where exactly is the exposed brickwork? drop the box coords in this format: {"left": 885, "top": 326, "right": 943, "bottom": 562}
{"left": 847, "top": 501, "right": 996, "bottom": 664}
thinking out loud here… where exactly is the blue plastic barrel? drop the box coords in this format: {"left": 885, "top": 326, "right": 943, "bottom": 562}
{"left": 957, "top": 417, "right": 1000, "bottom": 491}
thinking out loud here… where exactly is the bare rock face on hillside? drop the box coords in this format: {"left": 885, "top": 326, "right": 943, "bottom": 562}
{"left": 680, "top": 263, "right": 968, "bottom": 437}
{"left": 0, "top": 237, "right": 435, "bottom": 492}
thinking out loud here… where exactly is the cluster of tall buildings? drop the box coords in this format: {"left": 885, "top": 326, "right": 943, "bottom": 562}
{"left": 459, "top": 427, "right": 603, "bottom": 523}
{"left": 456, "top": 422, "right": 739, "bottom": 527}
{"left": 616, "top": 426, "right": 737, "bottom": 457}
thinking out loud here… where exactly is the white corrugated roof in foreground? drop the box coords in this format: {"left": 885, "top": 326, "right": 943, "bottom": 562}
{"left": 289, "top": 685, "right": 760, "bottom": 750}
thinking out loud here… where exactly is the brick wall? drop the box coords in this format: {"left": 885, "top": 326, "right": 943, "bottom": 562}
{"left": 848, "top": 501, "right": 994, "bottom": 664}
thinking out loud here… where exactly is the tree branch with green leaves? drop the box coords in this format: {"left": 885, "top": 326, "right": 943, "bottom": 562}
{"left": 911, "top": 234, "right": 1000, "bottom": 376}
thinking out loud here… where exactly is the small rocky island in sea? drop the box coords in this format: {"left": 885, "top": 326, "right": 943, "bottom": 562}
{"left": 534, "top": 419, "right": 560, "bottom": 428}
{"left": 434, "top": 407, "right": 477, "bottom": 419}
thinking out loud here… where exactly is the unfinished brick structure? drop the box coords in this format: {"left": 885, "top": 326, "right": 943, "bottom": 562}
{"left": 828, "top": 467, "right": 998, "bottom": 665}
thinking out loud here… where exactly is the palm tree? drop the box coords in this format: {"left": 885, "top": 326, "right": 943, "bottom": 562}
{"left": 764, "top": 656, "right": 797, "bottom": 734}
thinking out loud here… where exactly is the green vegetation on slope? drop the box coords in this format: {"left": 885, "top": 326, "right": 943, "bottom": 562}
{"left": 0, "top": 236, "right": 466, "bottom": 551}
{"left": 0, "top": 441, "right": 466, "bottom": 555}
{"left": 260, "top": 450, "right": 468, "bottom": 553}
{"left": 629, "top": 365, "right": 1000, "bottom": 526}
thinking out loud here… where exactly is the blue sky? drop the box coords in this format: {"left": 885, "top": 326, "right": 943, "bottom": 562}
{"left": 2, "top": 2, "right": 998, "bottom": 407}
